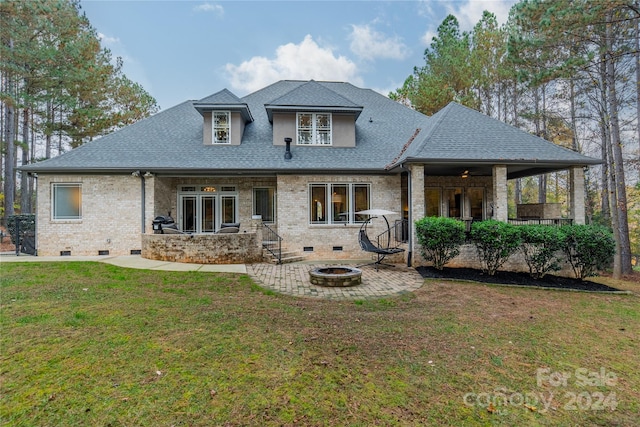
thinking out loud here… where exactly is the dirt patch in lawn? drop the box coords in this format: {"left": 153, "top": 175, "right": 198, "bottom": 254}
{"left": 416, "top": 266, "right": 625, "bottom": 292}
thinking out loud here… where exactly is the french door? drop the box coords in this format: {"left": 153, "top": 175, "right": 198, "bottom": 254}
{"left": 178, "top": 186, "right": 237, "bottom": 233}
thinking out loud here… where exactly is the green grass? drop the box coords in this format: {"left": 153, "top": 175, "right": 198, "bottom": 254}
{"left": 1, "top": 262, "right": 639, "bottom": 426}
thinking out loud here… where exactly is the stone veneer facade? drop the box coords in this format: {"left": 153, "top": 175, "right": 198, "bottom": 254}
{"left": 142, "top": 232, "right": 263, "bottom": 264}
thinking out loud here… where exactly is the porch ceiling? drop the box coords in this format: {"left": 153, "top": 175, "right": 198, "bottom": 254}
{"left": 420, "top": 161, "right": 592, "bottom": 180}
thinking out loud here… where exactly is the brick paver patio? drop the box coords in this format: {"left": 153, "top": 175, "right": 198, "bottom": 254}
{"left": 247, "top": 262, "right": 425, "bottom": 300}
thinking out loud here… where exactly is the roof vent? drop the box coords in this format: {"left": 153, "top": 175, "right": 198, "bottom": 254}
{"left": 284, "top": 137, "right": 292, "bottom": 160}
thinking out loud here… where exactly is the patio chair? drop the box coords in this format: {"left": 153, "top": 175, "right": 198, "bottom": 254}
{"left": 358, "top": 229, "right": 404, "bottom": 271}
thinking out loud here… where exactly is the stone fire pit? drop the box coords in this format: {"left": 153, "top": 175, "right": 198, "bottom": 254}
{"left": 309, "top": 266, "right": 362, "bottom": 287}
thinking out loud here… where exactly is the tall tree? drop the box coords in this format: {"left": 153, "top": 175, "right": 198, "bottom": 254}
{"left": 0, "top": 0, "right": 159, "bottom": 217}
{"left": 390, "top": 15, "right": 477, "bottom": 115}
{"left": 471, "top": 11, "right": 507, "bottom": 118}
{"left": 508, "top": 0, "right": 638, "bottom": 276}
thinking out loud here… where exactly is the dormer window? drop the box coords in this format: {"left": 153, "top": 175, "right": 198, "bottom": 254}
{"left": 297, "top": 113, "right": 331, "bottom": 145}
{"left": 213, "top": 111, "right": 230, "bottom": 144}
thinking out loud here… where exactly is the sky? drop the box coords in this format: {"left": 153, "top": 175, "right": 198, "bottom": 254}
{"left": 81, "top": 0, "right": 517, "bottom": 111}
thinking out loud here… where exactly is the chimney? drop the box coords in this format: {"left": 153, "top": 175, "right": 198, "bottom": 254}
{"left": 284, "top": 137, "right": 292, "bottom": 160}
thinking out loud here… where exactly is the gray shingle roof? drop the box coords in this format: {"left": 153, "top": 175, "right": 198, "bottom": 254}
{"left": 399, "top": 102, "right": 600, "bottom": 165}
{"left": 267, "top": 80, "right": 361, "bottom": 108}
{"left": 21, "top": 80, "right": 600, "bottom": 177}
{"left": 265, "top": 80, "right": 363, "bottom": 121}
{"left": 197, "top": 88, "right": 243, "bottom": 105}
{"left": 193, "top": 88, "right": 253, "bottom": 122}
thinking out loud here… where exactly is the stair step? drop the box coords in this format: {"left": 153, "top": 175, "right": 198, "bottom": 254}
{"left": 271, "top": 255, "right": 305, "bottom": 264}
{"left": 263, "top": 248, "right": 305, "bottom": 264}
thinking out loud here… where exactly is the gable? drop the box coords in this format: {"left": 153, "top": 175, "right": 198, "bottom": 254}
{"left": 264, "top": 80, "right": 363, "bottom": 122}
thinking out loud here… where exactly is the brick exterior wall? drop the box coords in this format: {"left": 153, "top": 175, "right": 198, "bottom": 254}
{"left": 276, "top": 174, "right": 405, "bottom": 261}
{"left": 36, "top": 167, "right": 585, "bottom": 274}
{"left": 36, "top": 174, "right": 147, "bottom": 256}
{"left": 163, "top": 177, "right": 277, "bottom": 232}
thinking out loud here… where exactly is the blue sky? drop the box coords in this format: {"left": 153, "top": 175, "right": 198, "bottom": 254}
{"left": 81, "top": 0, "right": 516, "bottom": 111}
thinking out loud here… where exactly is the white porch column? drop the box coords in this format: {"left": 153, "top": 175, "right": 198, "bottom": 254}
{"left": 409, "top": 164, "right": 425, "bottom": 265}
{"left": 569, "top": 166, "right": 586, "bottom": 225}
{"left": 492, "top": 165, "right": 508, "bottom": 222}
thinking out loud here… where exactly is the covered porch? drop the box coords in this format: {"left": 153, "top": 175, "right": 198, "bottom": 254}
{"left": 404, "top": 161, "right": 590, "bottom": 267}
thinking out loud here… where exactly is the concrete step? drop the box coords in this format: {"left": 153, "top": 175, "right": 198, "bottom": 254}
{"left": 263, "top": 249, "right": 305, "bottom": 264}
{"left": 277, "top": 254, "right": 306, "bottom": 264}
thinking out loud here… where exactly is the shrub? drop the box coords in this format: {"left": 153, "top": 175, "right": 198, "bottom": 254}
{"left": 561, "top": 224, "right": 616, "bottom": 280}
{"left": 415, "top": 216, "right": 466, "bottom": 270}
{"left": 470, "top": 220, "right": 521, "bottom": 276}
{"left": 518, "top": 225, "right": 564, "bottom": 279}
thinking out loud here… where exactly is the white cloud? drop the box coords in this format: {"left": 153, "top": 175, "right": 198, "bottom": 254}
{"left": 420, "top": 30, "right": 437, "bottom": 47}
{"left": 444, "top": 0, "right": 515, "bottom": 31}
{"left": 348, "top": 24, "right": 410, "bottom": 61}
{"left": 416, "top": 0, "right": 436, "bottom": 17}
{"left": 193, "top": 2, "right": 224, "bottom": 15}
{"left": 97, "top": 32, "right": 120, "bottom": 45}
{"left": 225, "top": 35, "right": 361, "bottom": 94}
{"left": 418, "top": 0, "right": 516, "bottom": 47}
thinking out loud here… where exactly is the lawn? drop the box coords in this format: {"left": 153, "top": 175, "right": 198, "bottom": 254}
{"left": 1, "top": 262, "right": 638, "bottom": 426}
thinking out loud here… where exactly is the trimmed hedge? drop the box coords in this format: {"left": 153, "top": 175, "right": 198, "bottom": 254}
{"left": 470, "top": 220, "right": 522, "bottom": 276}
{"left": 415, "top": 216, "right": 466, "bottom": 270}
{"left": 560, "top": 224, "right": 615, "bottom": 280}
{"left": 518, "top": 225, "right": 564, "bottom": 279}
{"left": 417, "top": 217, "right": 616, "bottom": 280}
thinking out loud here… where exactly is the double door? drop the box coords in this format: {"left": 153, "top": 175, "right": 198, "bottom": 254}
{"left": 179, "top": 194, "right": 236, "bottom": 233}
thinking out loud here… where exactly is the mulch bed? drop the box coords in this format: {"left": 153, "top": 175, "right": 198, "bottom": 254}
{"left": 416, "top": 266, "right": 623, "bottom": 292}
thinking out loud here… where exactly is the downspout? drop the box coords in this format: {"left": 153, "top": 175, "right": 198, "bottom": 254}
{"left": 140, "top": 174, "right": 145, "bottom": 234}
{"left": 132, "top": 171, "right": 145, "bottom": 234}
{"left": 399, "top": 162, "right": 412, "bottom": 267}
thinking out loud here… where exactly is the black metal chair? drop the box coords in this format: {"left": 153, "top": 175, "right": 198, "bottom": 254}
{"left": 358, "top": 223, "right": 405, "bottom": 271}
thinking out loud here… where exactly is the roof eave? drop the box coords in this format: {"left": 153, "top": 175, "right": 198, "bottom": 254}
{"left": 19, "top": 166, "right": 397, "bottom": 176}
{"left": 264, "top": 105, "right": 363, "bottom": 121}
{"left": 193, "top": 103, "right": 254, "bottom": 122}
{"left": 399, "top": 157, "right": 603, "bottom": 166}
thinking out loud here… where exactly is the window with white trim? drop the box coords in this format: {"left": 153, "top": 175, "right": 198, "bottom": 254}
{"left": 213, "top": 111, "right": 230, "bottom": 144}
{"left": 52, "top": 183, "right": 82, "bottom": 219}
{"left": 297, "top": 112, "right": 331, "bottom": 145}
{"left": 309, "top": 183, "right": 370, "bottom": 224}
